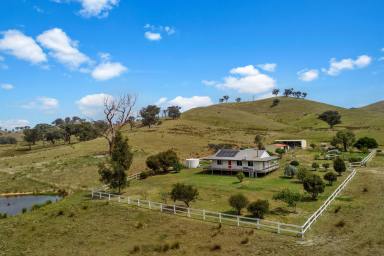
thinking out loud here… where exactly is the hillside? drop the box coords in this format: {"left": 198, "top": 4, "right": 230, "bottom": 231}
{"left": 360, "top": 100, "right": 384, "bottom": 113}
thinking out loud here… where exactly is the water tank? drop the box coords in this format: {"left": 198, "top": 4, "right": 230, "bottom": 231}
{"left": 185, "top": 158, "right": 200, "bottom": 168}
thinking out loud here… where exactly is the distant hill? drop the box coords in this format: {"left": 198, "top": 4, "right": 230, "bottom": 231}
{"left": 360, "top": 100, "right": 384, "bottom": 113}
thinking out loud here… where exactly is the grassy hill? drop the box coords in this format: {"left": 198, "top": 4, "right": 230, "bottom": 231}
{"left": 360, "top": 100, "right": 384, "bottom": 113}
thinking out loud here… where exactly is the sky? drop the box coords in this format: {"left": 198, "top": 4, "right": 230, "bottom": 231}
{"left": 0, "top": 0, "right": 383, "bottom": 129}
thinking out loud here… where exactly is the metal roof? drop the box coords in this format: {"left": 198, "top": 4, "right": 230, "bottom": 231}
{"left": 202, "top": 148, "right": 279, "bottom": 162}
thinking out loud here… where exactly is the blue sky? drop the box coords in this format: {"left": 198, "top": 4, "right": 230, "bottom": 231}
{"left": 0, "top": 0, "right": 383, "bottom": 129}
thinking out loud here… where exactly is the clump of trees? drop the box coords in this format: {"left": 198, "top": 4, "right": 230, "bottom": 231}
{"left": 170, "top": 183, "right": 199, "bottom": 207}
{"left": 167, "top": 106, "right": 181, "bottom": 120}
{"left": 354, "top": 137, "right": 378, "bottom": 150}
{"left": 146, "top": 149, "right": 181, "bottom": 174}
{"left": 323, "top": 172, "right": 338, "bottom": 185}
{"left": 331, "top": 130, "right": 355, "bottom": 151}
{"left": 0, "top": 136, "right": 17, "bottom": 145}
{"left": 140, "top": 105, "right": 160, "bottom": 128}
{"left": 281, "top": 88, "right": 308, "bottom": 99}
{"left": 318, "top": 110, "right": 341, "bottom": 129}
{"left": 247, "top": 200, "right": 269, "bottom": 218}
{"left": 98, "top": 131, "right": 133, "bottom": 193}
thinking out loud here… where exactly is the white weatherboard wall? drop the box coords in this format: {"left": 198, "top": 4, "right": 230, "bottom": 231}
{"left": 185, "top": 158, "right": 200, "bottom": 168}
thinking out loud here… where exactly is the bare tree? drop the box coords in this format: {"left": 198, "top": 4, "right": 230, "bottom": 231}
{"left": 102, "top": 94, "right": 136, "bottom": 155}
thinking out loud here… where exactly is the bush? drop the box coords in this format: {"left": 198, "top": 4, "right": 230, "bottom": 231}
{"left": 322, "top": 163, "right": 330, "bottom": 170}
{"left": 146, "top": 155, "right": 161, "bottom": 173}
{"left": 284, "top": 164, "right": 297, "bottom": 178}
{"left": 229, "top": 193, "right": 249, "bottom": 215}
{"left": 236, "top": 172, "right": 245, "bottom": 183}
{"left": 0, "top": 213, "right": 7, "bottom": 219}
{"left": 323, "top": 171, "right": 338, "bottom": 185}
{"left": 247, "top": 200, "right": 269, "bottom": 218}
{"left": 275, "top": 148, "right": 285, "bottom": 157}
{"left": 146, "top": 150, "right": 180, "bottom": 173}
{"left": 210, "top": 244, "right": 221, "bottom": 251}
{"left": 312, "top": 162, "right": 320, "bottom": 171}
{"left": 273, "top": 189, "right": 301, "bottom": 211}
{"left": 354, "top": 137, "right": 378, "bottom": 150}
{"left": 290, "top": 160, "right": 300, "bottom": 166}
{"left": 303, "top": 174, "right": 325, "bottom": 200}
{"left": 348, "top": 156, "right": 362, "bottom": 163}
{"left": 333, "top": 157, "right": 346, "bottom": 176}
{"left": 170, "top": 183, "right": 199, "bottom": 207}
{"left": 296, "top": 167, "right": 310, "bottom": 183}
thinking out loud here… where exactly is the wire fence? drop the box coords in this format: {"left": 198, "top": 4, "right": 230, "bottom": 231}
{"left": 91, "top": 150, "right": 376, "bottom": 239}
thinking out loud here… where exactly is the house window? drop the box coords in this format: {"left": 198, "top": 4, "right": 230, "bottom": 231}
{"left": 217, "top": 160, "right": 222, "bottom": 165}
{"left": 248, "top": 161, "right": 253, "bottom": 167}
{"left": 237, "top": 161, "right": 242, "bottom": 166}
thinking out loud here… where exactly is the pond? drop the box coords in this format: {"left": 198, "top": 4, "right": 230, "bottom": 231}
{"left": 0, "top": 195, "right": 62, "bottom": 216}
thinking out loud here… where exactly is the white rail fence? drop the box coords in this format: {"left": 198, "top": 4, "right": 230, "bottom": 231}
{"left": 349, "top": 149, "right": 376, "bottom": 167}
{"left": 91, "top": 150, "right": 376, "bottom": 238}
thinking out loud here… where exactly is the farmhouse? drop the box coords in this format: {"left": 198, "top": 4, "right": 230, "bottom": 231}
{"left": 202, "top": 148, "right": 279, "bottom": 178}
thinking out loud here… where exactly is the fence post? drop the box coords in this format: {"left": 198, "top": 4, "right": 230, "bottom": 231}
{"left": 277, "top": 223, "right": 281, "bottom": 234}
{"left": 108, "top": 194, "right": 111, "bottom": 201}
{"left": 138, "top": 199, "right": 140, "bottom": 207}
{"left": 187, "top": 208, "right": 191, "bottom": 217}
{"left": 173, "top": 204, "right": 176, "bottom": 214}
{"left": 203, "top": 210, "right": 206, "bottom": 220}
{"left": 127, "top": 197, "right": 130, "bottom": 204}
{"left": 91, "top": 189, "right": 94, "bottom": 199}
{"left": 256, "top": 219, "right": 260, "bottom": 229}
{"left": 219, "top": 213, "right": 222, "bottom": 223}
{"left": 160, "top": 203, "right": 163, "bottom": 212}
{"left": 237, "top": 216, "right": 240, "bottom": 226}
{"left": 149, "top": 201, "right": 151, "bottom": 209}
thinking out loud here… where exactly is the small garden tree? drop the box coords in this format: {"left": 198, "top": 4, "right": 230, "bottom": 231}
{"left": 275, "top": 148, "right": 285, "bottom": 158}
{"left": 323, "top": 171, "right": 338, "bottom": 186}
{"left": 318, "top": 110, "right": 341, "bottom": 129}
{"left": 290, "top": 160, "right": 300, "bottom": 167}
{"left": 333, "top": 157, "right": 346, "bottom": 176}
{"left": 303, "top": 174, "right": 325, "bottom": 200}
{"left": 322, "top": 163, "right": 330, "bottom": 171}
{"left": 236, "top": 172, "right": 245, "bottom": 183}
{"left": 354, "top": 137, "right": 378, "bottom": 150}
{"left": 229, "top": 193, "right": 249, "bottom": 215}
{"left": 247, "top": 200, "right": 269, "bottom": 218}
{"left": 296, "top": 167, "right": 309, "bottom": 183}
{"left": 331, "top": 130, "right": 356, "bottom": 152}
{"left": 273, "top": 188, "right": 302, "bottom": 212}
{"left": 146, "top": 149, "right": 180, "bottom": 173}
{"left": 284, "top": 164, "right": 297, "bottom": 178}
{"left": 170, "top": 183, "right": 199, "bottom": 207}
{"left": 312, "top": 162, "right": 320, "bottom": 171}
{"left": 140, "top": 105, "right": 160, "bottom": 128}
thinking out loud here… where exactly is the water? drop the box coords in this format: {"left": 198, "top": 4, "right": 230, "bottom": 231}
{"left": 0, "top": 195, "right": 61, "bottom": 216}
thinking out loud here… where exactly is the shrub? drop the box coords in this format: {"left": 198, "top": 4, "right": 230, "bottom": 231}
{"left": 273, "top": 189, "right": 301, "bottom": 211}
{"left": 229, "top": 193, "right": 249, "bottom": 215}
{"left": 247, "top": 200, "right": 269, "bottom": 218}
{"left": 240, "top": 237, "right": 249, "bottom": 244}
{"left": 312, "top": 162, "right": 320, "bottom": 171}
{"left": 210, "top": 244, "right": 221, "bottom": 251}
{"left": 322, "top": 163, "right": 330, "bottom": 170}
{"left": 303, "top": 174, "right": 325, "bottom": 200}
{"left": 146, "top": 150, "right": 180, "bottom": 173}
{"left": 146, "top": 155, "right": 161, "bottom": 173}
{"left": 170, "top": 241, "right": 180, "bottom": 250}
{"left": 290, "top": 160, "right": 300, "bottom": 166}
{"left": 271, "top": 98, "right": 280, "bottom": 107}
{"left": 173, "top": 162, "right": 183, "bottom": 173}
{"left": 354, "top": 137, "right": 378, "bottom": 150}
{"left": 170, "top": 183, "right": 199, "bottom": 207}
{"left": 284, "top": 164, "right": 297, "bottom": 178}
{"left": 275, "top": 148, "right": 285, "bottom": 157}
{"left": 323, "top": 171, "right": 338, "bottom": 185}
{"left": 236, "top": 172, "right": 245, "bottom": 183}
{"left": 22, "top": 208, "right": 27, "bottom": 214}
{"left": 296, "top": 167, "right": 310, "bottom": 183}
{"left": 349, "top": 156, "right": 362, "bottom": 163}
{"left": 333, "top": 157, "right": 346, "bottom": 176}
{"left": 0, "top": 213, "right": 7, "bottom": 219}
{"left": 335, "top": 220, "right": 345, "bottom": 228}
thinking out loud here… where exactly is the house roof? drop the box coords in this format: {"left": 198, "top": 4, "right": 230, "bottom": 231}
{"left": 202, "top": 148, "right": 279, "bottom": 162}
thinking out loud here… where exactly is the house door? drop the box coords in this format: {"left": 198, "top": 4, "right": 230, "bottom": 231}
{"left": 228, "top": 160, "right": 232, "bottom": 169}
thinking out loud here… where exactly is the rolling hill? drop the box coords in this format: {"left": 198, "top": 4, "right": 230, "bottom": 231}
{"left": 360, "top": 100, "right": 384, "bottom": 113}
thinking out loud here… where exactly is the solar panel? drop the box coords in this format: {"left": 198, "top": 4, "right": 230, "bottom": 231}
{"left": 216, "top": 149, "right": 239, "bottom": 157}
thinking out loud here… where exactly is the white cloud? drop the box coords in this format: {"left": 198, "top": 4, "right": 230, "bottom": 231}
{"left": 257, "top": 63, "right": 277, "bottom": 72}
{"left": 297, "top": 69, "right": 319, "bottom": 82}
{"left": 0, "top": 119, "right": 30, "bottom": 130}
{"left": 76, "top": 93, "right": 113, "bottom": 116}
{"left": 22, "top": 97, "right": 59, "bottom": 111}
{"left": 201, "top": 80, "right": 217, "bottom": 86}
{"left": 323, "top": 55, "right": 372, "bottom": 76}
{"left": 91, "top": 61, "right": 127, "bottom": 80}
{"left": 207, "top": 65, "right": 276, "bottom": 94}
{"left": 155, "top": 97, "right": 168, "bottom": 105}
{"left": 1, "top": 83, "right": 14, "bottom": 90}
{"left": 53, "top": 0, "right": 119, "bottom": 18}
{"left": 144, "top": 31, "right": 162, "bottom": 41}
{"left": 37, "top": 28, "right": 90, "bottom": 69}
{"left": 156, "top": 96, "right": 213, "bottom": 112}
{"left": 0, "top": 30, "right": 47, "bottom": 64}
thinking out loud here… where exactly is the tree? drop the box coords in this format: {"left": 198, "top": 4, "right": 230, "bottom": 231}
{"left": 236, "top": 172, "right": 245, "bottom": 183}
{"left": 290, "top": 160, "right": 300, "bottom": 167}
{"left": 102, "top": 94, "right": 136, "bottom": 155}
{"left": 318, "top": 110, "right": 341, "bottom": 129}
{"left": 98, "top": 131, "right": 133, "bottom": 193}
{"left": 354, "top": 137, "right": 378, "bottom": 150}
{"left": 229, "top": 193, "right": 249, "bottom": 215}
{"left": 302, "top": 92, "right": 307, "bottom": 99}
{"left": 296, "top": 167, "right": 309, "bottom": 183}
{"left": 331, "top": 130, "right": 355, "bottom": 152}
{"left": 235, "top": 97, "right": 241, "bottom": 103}
{"left": 254, "top": 134, "right": 265, "bottom": 149}
{"left": 223, "top": 95, "right": 229, "bottom": 102}
{"left": 303, "top": 174, "right": 325, "bottom": 200}
{"left": 273, "top": 188, "right": 302, "bottom": 212}
{"left": 247, "top": 200, "right": 269, "bottom": 218}
{"left": 167, "top": 106, "right": 182, "bottom": 120}
{"left": 140, "top": 105, "right": 160, "bottom": 128}
{"left": 146, "top": 155, "right": 161, "bottom": 173}
{"left": 170, "top": 183, "right": 199, "bottom": 207}
{"left": 271, "top": 98, "right": 280, "bottom": 107}
{"left": 23, "top": 128, "right": 39, "bottom": 149}
{"left": 219, "top": 98, "right": 224, "bottom": 103}
{"left": 272, "top": 89, "right": 280, "bottom": 97}
{"left": 323, "top": 172, "right": 337, "bottom": 185}
{"left": 275, "top": 148, "right": 285, "bottom": 157}
{"left": 45, "top": 127, "right": 64, "bottom": 144}
{"left": 322, "top": 163, "right": 330, "bottom": 171}
{"left": 284, "top": 164, "right": 297, "bottom": 178}
{"left": 333, "top": 157, "right": 346, "bottom": 176}
{"left": 128, "top": 116, "right": 135, "bottom": 130}
{"left": 146, "top": 150, "right": 180, "bottom": 173}
{"left": 312, "top": 162, "right": 319, "bottom": 171}
{"left": 283, "top": 88, "right": 294, "bottom": 97}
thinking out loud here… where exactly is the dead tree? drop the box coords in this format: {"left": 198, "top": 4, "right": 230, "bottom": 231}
{"left": 102, "top": 94, "right": 136, "bottom": 155}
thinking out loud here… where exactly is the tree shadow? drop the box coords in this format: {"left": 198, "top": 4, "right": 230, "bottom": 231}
{"left": 269, "top": 207, "right": 291, "bottom": 216}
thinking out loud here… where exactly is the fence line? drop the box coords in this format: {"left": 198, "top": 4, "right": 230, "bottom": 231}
{"left": 350, "top": 149, "right": 376, "bottom": 167}
{"left": 91, "top": 150, "right": 376, "bottom": 239}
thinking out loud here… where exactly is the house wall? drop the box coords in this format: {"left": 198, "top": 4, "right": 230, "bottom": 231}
{"left": 210, "top": 160, "right": 268, "bottom": 171}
